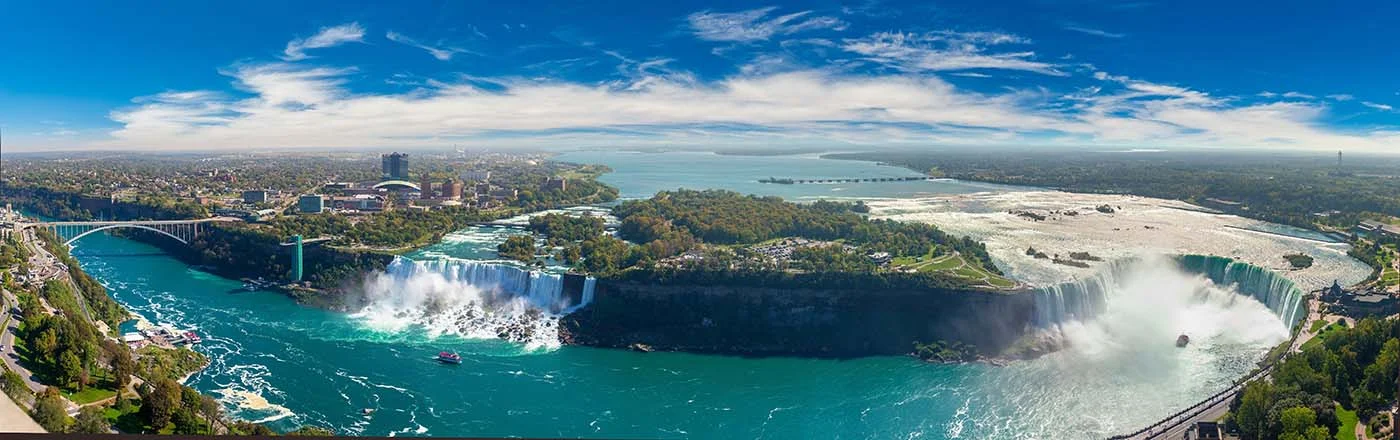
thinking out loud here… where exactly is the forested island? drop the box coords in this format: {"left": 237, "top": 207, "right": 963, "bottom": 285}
{"left": 557, "top": 189, "right": 1011, "bottom": 290}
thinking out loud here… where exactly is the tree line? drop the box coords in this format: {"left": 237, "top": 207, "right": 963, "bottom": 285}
{"left": 1229, "top": 317, "right": 1400, "bottom": 440}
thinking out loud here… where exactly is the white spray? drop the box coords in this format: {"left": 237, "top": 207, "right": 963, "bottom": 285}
{"left": 351, "top": 258, "right": 596, "bottom": 350}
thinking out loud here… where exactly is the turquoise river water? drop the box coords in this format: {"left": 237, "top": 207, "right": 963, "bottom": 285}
{"left": 62, "top": 151, "right": 1306, "bottom": 439}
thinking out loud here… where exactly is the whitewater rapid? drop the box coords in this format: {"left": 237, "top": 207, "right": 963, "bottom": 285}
{"left": 869, "top": 191, "right": 1373, "bottom": 291}
{"left": 352, "top": 258, "right": 595, "bottom": 350}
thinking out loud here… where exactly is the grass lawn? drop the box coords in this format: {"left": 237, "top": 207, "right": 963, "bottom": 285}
{"left": 106, "top": 401, "right": 147, "bottom": 433}
{"left": 1310, "top": 319, "right": 1329, "bottom": 333}
{"left": 64, "top": 386, "right": 116, "bottom": 405}
{"left": 985, "top": 275, "right": 1017, "bottom": 288}
{"left": 924, "top": 255, "right": 964, "bottom": 271}
{"left": 953, "top": 266, "right": 984, "bottom": 279}
{"left": 1336, "top": 404, "right": 1358, "bottom": 440}
{"left": 1302, "top": 322, "right": 1347, "bottom": 351}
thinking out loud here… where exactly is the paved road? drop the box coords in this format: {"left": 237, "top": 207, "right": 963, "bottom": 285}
{"left": 0, "top": 295, "right": 43, "bottom": 395}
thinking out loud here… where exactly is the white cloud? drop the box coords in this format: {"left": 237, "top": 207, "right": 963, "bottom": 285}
{"left": 842, "top": 31, "right": 1064, "bottom": 76}
{"left": 283, "top": 22, "right": 365, "bottom": 61}
{"left": 385, "top": 31, "right": 475, "bottom": 61}
{"left": 1257, "top": 91, "right": 1278, "bottom": 98}
{"left": 687, "top": 7, "right": 846, "bottom": 43}
{"left": 88, "top": 60, "right": 1399, "bottom": 153}
{"left": 1362, "top": 101, "right": 1394, "bottom": 111}
{"left": 1062, "top": 25, "right": 1125, "bottom": 39}
{"left": 1327, "top": 94, "right": 1354, "bottom": 101}
{"left": 1, "top": 13, "right": 1377, "bottom": 154}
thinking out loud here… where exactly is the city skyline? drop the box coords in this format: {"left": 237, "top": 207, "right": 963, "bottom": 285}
{"left": 2, "top": 0, "right": 1398, "bottom": 153}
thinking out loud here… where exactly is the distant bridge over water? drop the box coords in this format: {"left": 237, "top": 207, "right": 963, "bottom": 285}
{"left": 18, "top": 217, "right": 241, "bottom": 246}
{"left": 759, "top": 176, "right": 933, "bottom": 184}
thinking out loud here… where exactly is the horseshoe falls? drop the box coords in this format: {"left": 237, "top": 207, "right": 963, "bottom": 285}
{"left": 1035, "top": 254, "right": 1307, "bottom": 331}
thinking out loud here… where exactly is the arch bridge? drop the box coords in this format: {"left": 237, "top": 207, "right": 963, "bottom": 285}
{"left": 21, "top": 217, "right": 240, "bottom": 246}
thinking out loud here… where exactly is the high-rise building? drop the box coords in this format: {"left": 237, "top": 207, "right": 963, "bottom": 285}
{"left": 382, "top": 152, "right": 410, "bottom": 180}
{"left": 420, "top": 175, "right": 435, "bottom": 199}
{"left": 242, "top": 190, "right": 269, "bottom": 204}
{"left": 442, "top": 179, "right": 464, "bottom": 200}
{"left": 543, "top": 176, "right": 567, "bottom": 191}
{"left": 298, "top": 195, "right": 324, "bottom": 213}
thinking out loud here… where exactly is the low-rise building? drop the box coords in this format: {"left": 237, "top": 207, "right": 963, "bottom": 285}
{"left": 464, "top": 170, "right": 490, "bottom": 182}
{"left": 868, "top": 252, "right": 892, "bottom": 265}
{"left": 490, "top": 188, "right": 518, "bottom": 200}
{"left": 1187, "top": 421, "right": 1222, "bottom": 439}
{"left": 330, "top": 195, "right": 387, "bottom": 212}
{"left": 252, "top": 208, "right": 279, "bottom": 222}
{"left": 1341, "top": 290, "right": 1397, "bottom": 317}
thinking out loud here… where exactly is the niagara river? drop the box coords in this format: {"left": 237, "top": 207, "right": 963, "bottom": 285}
{"left": 59, "top": 151, "right": 1373, "bottom": 439}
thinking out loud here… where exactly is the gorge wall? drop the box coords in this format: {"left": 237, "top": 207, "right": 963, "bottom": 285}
{"left": 559, "top": 280, "right": 1035, "bottom": 357}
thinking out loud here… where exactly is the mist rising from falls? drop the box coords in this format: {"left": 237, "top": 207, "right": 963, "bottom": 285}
{"left": 1035, "top": 255, "right": 1306, "bottom": 332}
{"left": 351, "top": 258, "right": 596, "bottom": 350}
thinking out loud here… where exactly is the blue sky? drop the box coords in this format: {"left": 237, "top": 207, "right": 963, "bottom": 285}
{"left": 1, "top": 0, "right": 1397, "bottom": 152}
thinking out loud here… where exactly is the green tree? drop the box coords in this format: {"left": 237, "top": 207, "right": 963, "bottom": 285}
{"left": 171, "top": 408, "right": 204, "bottom": 435}
{"left": 56, "top": 350, "right": 82, "bottom": 388}
{"left": 109, "top": 343, "right": 135, "bottom": 392}
{"left": 30, "top": 386, "right": 69, "bottom": 432}
{"left": 1236, "top": 380, "right": 1274, "bottom": 440}
{"left": 289, "top": 425, "right": 336, "bottom": 436}
{"left": 198, "top": 394, "right": 222, "bottom": 432}
{"left": 142, "top": 379, "right": 181, "bottom": 429}
{"left": 1, "top": 370, "right": 31, "bottom": 401}
{"left": 228, "top": 420, "right": 276, "bottom": 436}
{"left": 72, "top": 405, "right": 110, "bottom": 434}
{"left": 497, "top": 235, "right": 536, "bottom": 262}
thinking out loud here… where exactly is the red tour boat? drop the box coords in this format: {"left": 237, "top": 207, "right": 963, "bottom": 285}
{"left": 436, "top": 352, "right": 462, "bottom": 364}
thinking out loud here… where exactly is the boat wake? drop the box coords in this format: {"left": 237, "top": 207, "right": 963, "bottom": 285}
{"left": 351, "top": 258, "right": 596, "bottom": 351}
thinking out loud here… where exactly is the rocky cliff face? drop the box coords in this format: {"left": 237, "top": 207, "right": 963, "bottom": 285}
{"left": 560, "top": 280, "right": 1035, "bottom": 358}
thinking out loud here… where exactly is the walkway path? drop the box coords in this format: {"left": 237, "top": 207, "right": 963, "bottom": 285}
{"left": 0, "top": 391, "right": 44, "bottom": 433}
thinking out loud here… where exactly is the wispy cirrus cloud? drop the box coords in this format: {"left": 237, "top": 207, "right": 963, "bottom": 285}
{"left": 1062, "top": 24, "right": 1124, "bottom": 39}
{"left": 1327, "top": 94, "right": 1354, "bottom": 101}
{"left": 687, "top": 7, "right": 846, "bottom": 43}
{"left": 1362, "top": 101, "right": 1394, "bottom": 111}
{"left": 282, "top": 22, "right": 365, "bottom": 61}
{"left": 842, "top": 31, "right": 1065, "bottom": 76}
{"left": 385, "top": 31, "right": 476, "bottom": 61}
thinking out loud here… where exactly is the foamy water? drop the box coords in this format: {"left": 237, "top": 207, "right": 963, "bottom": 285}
{"left": 351, "top": 258, "right": 594, "bottom": 351}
